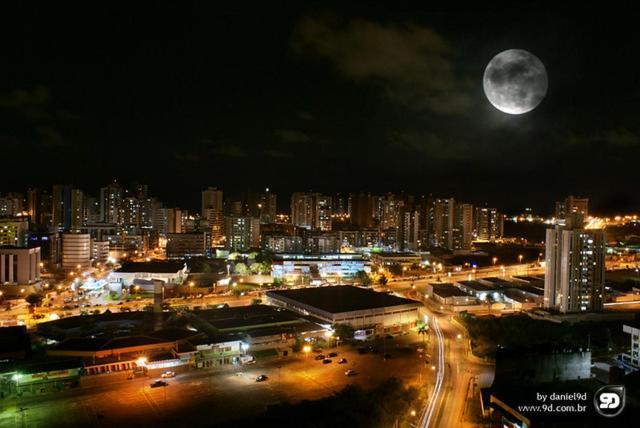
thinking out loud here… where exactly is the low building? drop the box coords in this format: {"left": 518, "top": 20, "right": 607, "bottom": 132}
{"left": 426, "top": 283, "right": 477, "bottom": 306}
{"left": 271, "top": 253, "right": 369, "bottom": 282}
{"left": 370, "top": 252, "right": 421, "bottom": 267}
{"left": 109, "top": 261, "right": 188, "bottom": 287}
{"left": 266, "top": 285, "right": 421, "bottom": 338}
{"left": 0, "top": 246, "right": 41, "bottom": 285}
{"left": 455, "top": 280, "right": 503, "bottom": 301}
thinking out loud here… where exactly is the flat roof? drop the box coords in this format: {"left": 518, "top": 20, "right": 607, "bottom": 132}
{"left": 430, "top": 285, "right": 471, "bottom": 298}
{"left": 193, "top": 305, "right": 303, "bottom": 330}
{"left": 457, "top": 280, "right": 498, "bottom": 291}
{"left": 266, "top": 285, "right": 421, "bottom": 314}
{"left": 115, "top": 261, "right": 186, "bottom": 273}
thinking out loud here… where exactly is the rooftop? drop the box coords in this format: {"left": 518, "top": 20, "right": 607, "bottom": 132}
{"left": 115, "top": 261, "right": 186, "bottom": 274}
{"left": 193, "top": 305, "right": 303, "bottom": 331}
{"left": 457, "top": 280, "right": 498, "bottom": 291}
{"left": 430, "top": 285, "right": 471, "bottom": 298}
{"left": 266, "top": 285, "right": 421, "bottom": 314}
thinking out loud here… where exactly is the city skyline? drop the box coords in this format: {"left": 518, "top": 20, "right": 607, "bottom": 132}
{"left": 2, "top": 4, "right": 640, "bottom": 213}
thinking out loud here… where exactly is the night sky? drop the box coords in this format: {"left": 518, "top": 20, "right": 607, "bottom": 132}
{"left": 1, "top": 3, "right": 639, "bottom": 214}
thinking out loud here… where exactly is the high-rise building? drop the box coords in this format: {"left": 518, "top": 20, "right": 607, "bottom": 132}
{"left": 100, "top": 182, "right": 123, "bottom": 224}
{"left": 259, "top": 189, "right": 277, "bottom": 224}
{"left": 315, "top": 195, "right": 333, "bottom": 231}
{"left": 121, "top": 197, "right": 140, "bottom": 229}
{"left": 139, "top": 197, "right": 155, "bottom": 229}
{"left": 427, "top": 198, "right": 455, "bottom": 249}
{"left": 202, "top": 187, "right": 223, "bottom": 245}
{"left": 349, "top": 193, "right": 374, "bottom": 228}
{"left": 475, "top": 207, "right": 502, "bottom": 242}
{"left": 83, "top": 195, "right": 101, "bottom": 224}
{"left": 291, "top": 192, "right": 315, "bottom": 230}
{"left": 555, "top": 195, "right": 589, "bottom": 223}
{"left": 52, "top": 185, "right": 72, "bottom": 231}
{"left": 70, "top": 189, "right": 84, "bottom": 232}
{"left": 379, "top": 195, "right": 401, "bottom": 230}
{"left": 224, "top": 216, "right": 260, "bottom": 251}
{"left": 544, "top": 226, "right": 605, "bottom": 313}
{"left": 27, "top": 188, "right": 52, "bottom": 227}
{"left": 453, "top": 203, "right": 474, "bottom": 250}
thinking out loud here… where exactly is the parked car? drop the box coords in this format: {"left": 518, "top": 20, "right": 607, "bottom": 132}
{"left": 314, "top": 354, "right": 326, "bottom": 360}
{"left": 357, "top": 347, "right": 367, "bottom": 354}
{"left": 150, "top": 380, "right": 168, "bottom": 388}
{"left": 160, "top": 371, "right": 175, "bottom": 378}
{"left": 322, "top": 359, "right": 332, "bottom": 364}
{"left": 345, "top": 369, "right": 356, "bottom": 376}
{"left": 256, "top": 374, "right": 268, "bottom": 382}
{"left": 338, "top": 358, "right": 348, "bottom": 364}
{"left": 328, "top": 352, "right": 338, "bottom": 358}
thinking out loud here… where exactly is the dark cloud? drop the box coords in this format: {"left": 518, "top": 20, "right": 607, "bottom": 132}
{"left": 388, "top": 130, "right": 471, "bottom": 161}
{"left": 566, "top": 129, "right": 640, "bottom": 148}
{"left": 274, "top": 128, "right": 311, "bottom": 144}
{"left": 293, "top": 15, "right": 471, "bottom": 115}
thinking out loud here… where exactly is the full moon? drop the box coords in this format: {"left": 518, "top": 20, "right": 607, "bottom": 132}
{"left": 483, "top": 49, "right": 548, "bottom": 114}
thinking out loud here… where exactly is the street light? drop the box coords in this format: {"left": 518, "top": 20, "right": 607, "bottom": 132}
{"left": 518, "top": 254, "right": 524, "bottom": 264}
{"left": 492, "top": 257, "right": 498, "bottom": 265}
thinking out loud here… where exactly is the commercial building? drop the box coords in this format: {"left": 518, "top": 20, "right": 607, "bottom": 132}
{"left": 370, "top": 252, "right": 421, "bottom": 267}
{"left": 544, "top": 225, "right": 605, "bottom": 313}
{"left": 61, "top": 233, "right": 91, "bottom": 272}
{"left": 166, "top": 232, "right": 210, "bottom": 258}
{"left": 266, "top": 286, "right": 421, "bottom": 338}
{"left": 109, "top": 261, "right": 188, "bottom": 286}
{"left": 271, "top": 253, "right": 368, "bottom": 282}
{"left": 0, "top": 247, "right": 41, "bottom": 285}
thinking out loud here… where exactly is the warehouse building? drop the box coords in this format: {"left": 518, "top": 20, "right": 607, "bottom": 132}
{"left": 266, "top": 285, "right": 421, "bottom": 339}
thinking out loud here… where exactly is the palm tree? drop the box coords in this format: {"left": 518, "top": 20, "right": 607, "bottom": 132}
{"left": 418, "top": 323, "right": 429, "bottom": 345}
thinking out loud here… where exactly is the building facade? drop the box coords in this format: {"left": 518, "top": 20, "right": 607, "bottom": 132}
{"left": 544, "top": 226, "right": 605, "bottom": 313}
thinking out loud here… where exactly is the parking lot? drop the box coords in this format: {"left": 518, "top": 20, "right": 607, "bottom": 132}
{"left": 0, "top": 334, "right": 430, "bottom": 428}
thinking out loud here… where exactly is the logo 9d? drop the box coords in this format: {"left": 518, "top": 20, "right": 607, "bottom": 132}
{"left": 594, "top": 385, "right": 625, "bottom": 417}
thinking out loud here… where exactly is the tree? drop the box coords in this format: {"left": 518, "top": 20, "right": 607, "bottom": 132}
{"left": 355, "top": 270, "right": 372, "bottom": 286}
{"left": 233, "top": 262, "right": 250, "bottom": 275}
{"left": 417, "top": 322, "right": 429, "bottom": 345}
{"left": 250, "top": 262, "right": 271, "bottom": 275}
{"left": 333, "top": 323, "right": 355, "bottom": 341}
{"left": 25, "top": 293, "right": 44, "bottom": 308}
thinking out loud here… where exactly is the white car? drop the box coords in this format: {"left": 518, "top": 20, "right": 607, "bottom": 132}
{"left": 160, "top": 371, "right": 176, "bottom": 378}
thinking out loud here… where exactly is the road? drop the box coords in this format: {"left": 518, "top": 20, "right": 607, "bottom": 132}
{"left": 387, "top": 280, "right": 495, "bottom": 428}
